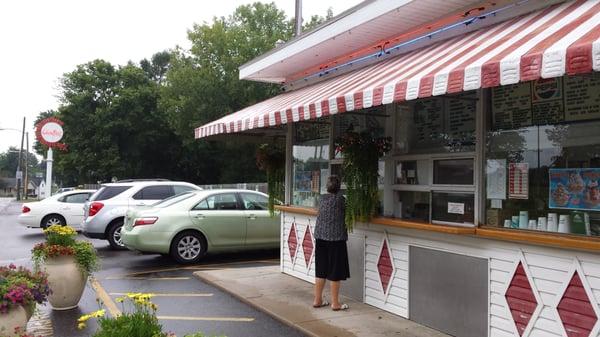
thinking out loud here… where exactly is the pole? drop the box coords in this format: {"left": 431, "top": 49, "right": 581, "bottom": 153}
{"left": 294, "top": 0, "right": 302, "bottom": 36}
{"left": 16, "top": 117, "right": 25, "bottom": 201}
{"left": 45, "top": 148, "right": 53, "bottom": 198}
{"left": 25, "top": 132, "right": 29, "bottom": 199}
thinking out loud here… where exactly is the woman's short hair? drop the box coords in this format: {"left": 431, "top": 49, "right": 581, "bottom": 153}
{"left": 326, "top": 175, "right": 341, "bottom": 194}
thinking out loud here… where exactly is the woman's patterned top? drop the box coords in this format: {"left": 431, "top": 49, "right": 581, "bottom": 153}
{"left": 315, "top": 192, "right": 347, "bottom": 241}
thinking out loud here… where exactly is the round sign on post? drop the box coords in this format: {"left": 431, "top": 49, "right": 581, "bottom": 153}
{"left": 40, "top": 122, "right": 63, "bottom": 143}
{"left": 35, "top": 117, "right": 67, "bottom": 150}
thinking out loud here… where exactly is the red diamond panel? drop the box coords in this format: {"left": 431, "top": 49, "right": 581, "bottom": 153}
{"left": 558, "top": 272, "right": 598, "bottom": 337}
{"left": 288, "top": 223, "right": 298, "bottom": 260}
{"left": 377, "top": 240, "right": 393, "bottom": 294}
{"left": 505, "top": 262, "right": 538, "bottom": 336}
{"left": 302, "top": 227, "right": 313, "bottom": 266}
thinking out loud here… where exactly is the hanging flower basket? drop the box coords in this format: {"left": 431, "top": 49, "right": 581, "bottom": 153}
{"left": 335, "top": 131, "right": 391, "bottom": 230}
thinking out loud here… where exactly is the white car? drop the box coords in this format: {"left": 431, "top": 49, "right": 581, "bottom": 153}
{"left": 18, "top": 189, "right": 97, "bottom": 228}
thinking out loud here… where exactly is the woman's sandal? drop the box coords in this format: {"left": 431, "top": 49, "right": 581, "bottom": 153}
{"left": 332, "top": 303, "right": 349, "bottom": 311}
{"left": 313, "top": 301, "right": 330, "bottom": 308}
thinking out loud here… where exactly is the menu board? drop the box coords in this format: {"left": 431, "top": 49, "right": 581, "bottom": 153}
{"left": 564, "top": 74, "right": 600, "bottom": 121}
{"left": 532, "top": 78, "right": 564, "bottom": 125}
{"left": 413, "top": 98, "right": 443, "bottom": 144}
{"left": 549, "top": 168, "right": 600, "bottom": 211}
{"left": 447, "top": 97, "right": 476, "bottom": 140}
{"left": 492, "top": 73, "right": 600, "bottom": 129}
{"left": 509, "top": 162, "right": 529, "bottom": 199}
{"left": 492, "top": 82, "right": 532, "bottom": 129}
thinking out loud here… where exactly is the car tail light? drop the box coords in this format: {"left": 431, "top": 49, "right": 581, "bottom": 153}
{"left": 89, "top": 202, "right": 104, "bottom": 216}
{"left": 134, "top": 217, "right": 158, "bottom": 227}
{"left": 22, "top": 206, "right": 31, "bottom": 213}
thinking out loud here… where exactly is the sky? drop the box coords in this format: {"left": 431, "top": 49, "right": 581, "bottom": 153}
{"left": 0, "top": 0, "right": 362, "bottom": 156}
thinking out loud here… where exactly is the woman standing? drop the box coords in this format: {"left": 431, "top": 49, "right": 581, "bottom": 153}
{"left": 313, "top": 175, "right": 350, "bottom": 311}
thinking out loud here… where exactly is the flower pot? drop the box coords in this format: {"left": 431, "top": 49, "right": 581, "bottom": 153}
{"left": 24, "top": 303, "right": 35, "bottom": 321}
{"left": 0, "top": 305, "right": 28, "bottom": 337}
{"left": 44, "top": 256, "right": 87, "bottom": 310}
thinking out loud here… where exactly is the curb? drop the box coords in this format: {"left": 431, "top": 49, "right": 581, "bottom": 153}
{"left": 192, "top": 272, "right": 319, "bottom": 337}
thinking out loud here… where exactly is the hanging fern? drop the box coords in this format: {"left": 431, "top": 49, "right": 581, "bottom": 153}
{"left": 256, "top": 143, "right": 285, "bottom": 216}
{"left": 335, "top": 131, "right": 391, "bottom": 231}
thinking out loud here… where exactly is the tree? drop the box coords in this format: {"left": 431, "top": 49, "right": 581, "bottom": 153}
{"left": 0, "top": 147, "right": 39, "bottom": 177}
{"left": 44, "top": 59, "right": 183, "bottom": 185}
{"left": 159, "top": 2, "right": 329, "bottom": 183}
{"left": 34, "top": 2, "right": 332, "bottom": 185}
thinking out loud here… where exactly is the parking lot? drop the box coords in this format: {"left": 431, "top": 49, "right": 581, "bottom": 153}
{"left": 1, "top": 200, "right": 306, "bottom": 337}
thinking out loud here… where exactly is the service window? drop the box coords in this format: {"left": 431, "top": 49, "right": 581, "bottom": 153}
{"left": 433, "top": 159, "right": 474, "bottom": 185}
{"left": 293, "top": 120, "right": 330, "bottom": 208}
{"left": 484, "top": 74, "right": 600, "bottom": 236}
{"left": 431, "top": 192, "right": 475, "bottom": 225}
{"left": 133, "top": 185, "right": 174, "bottom": 200}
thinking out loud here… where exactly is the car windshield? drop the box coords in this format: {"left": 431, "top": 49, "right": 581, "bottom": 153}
{"left": 152, "top": 191, "right": 196, "bottom": 208}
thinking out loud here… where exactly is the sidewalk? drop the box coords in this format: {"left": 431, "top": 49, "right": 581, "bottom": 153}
{"left": 193, "top": 265, "right": 450, "bottom": 337}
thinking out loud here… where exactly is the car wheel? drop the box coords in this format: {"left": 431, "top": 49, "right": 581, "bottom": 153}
{"left": 41, "top": 214, "right": 66, "bottom": 228}
{"left": 107, "top": 220, "right": 127, "bottom": 250}
{"left": 170, "top": 231, "right": 207, "bottom": 264}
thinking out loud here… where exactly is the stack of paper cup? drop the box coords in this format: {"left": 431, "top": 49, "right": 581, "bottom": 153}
{"left": 528, "top": 219, "right": 537, "bottom": 230}
{"left": 537, "top": 217, "right": 547, "bottom": 231}
{"left": 584, "top": 213, "right": 591, "bottom": 236}
{"left": 519, "top": 211, "right": 529, "bottom": 229}
{"left": 558, "top": 215, "right": 570, "bottom": 233}
{"left": 511, "top": 216, "right": 520, "bottom": 229}
{"left": 503, "top": 219, "right": 511, "bottom": 228}
{"left": 547, "top": 213, "right": 558, "bottom": 232}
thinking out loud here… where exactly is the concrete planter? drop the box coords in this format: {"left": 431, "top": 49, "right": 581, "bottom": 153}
{"left": 0, "top": 305, "right": 28, "bottom": 337}
{"left": 44, "top": 256, "right": 87, "bottom": 310}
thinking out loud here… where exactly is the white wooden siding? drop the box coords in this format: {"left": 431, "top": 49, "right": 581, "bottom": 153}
{"left": 280, "top": 211, "right": 600, "bottom": 337}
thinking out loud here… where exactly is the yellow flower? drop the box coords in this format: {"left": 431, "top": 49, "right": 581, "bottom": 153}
{"left": 116, "top": 297, "right": 124, "bottom": 303}
{"left": 77, "top": 309, "right": 104, "bottom": 323}
{"left": 77, "top": 314, "right": 91, "bottom": 323}
{"left": 44, "top": 224, "right": 77, "bottom": 236}
{"left": 77, "top": 322, "right": 86, "bottom": 330}
{"left": 91, "top": 309, "right": 105, "bottom": 318}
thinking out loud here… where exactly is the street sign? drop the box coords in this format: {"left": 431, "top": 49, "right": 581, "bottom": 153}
{"left": 35, "top": 172, "right": 43, "bottom": 178}
{"left": 15, "top": 171, "right": 22, "bottom": 179}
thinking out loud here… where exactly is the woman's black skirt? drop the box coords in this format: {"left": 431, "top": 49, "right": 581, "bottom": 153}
{"left": 315, "top": 239, "right": 350, "bottom": 281}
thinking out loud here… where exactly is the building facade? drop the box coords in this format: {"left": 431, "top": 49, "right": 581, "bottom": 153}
{"left": 198, "top": 1, "right": 600, "bottom": 336}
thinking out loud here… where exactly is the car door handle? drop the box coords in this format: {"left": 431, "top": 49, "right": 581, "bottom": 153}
{"left": 247, "top": 214, "right": 256, "bottom": 220}
{"left": 136, "top": 203, "right": 146, "bottom": 206}
{"left": 194, "top": 214, "right": 205, "bottom": 219}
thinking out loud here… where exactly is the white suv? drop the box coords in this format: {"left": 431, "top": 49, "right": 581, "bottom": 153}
{"left": 82, "top": 180, "right": 201, "bottom": 249}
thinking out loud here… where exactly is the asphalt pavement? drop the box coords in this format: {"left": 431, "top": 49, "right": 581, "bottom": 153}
{"left": 0, "top": 200, "right": 306, "bottom": 337}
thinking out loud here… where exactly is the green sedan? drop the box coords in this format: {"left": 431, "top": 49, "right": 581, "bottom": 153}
{"left": 121, "top": 189, "right": 280, "bottom": 264}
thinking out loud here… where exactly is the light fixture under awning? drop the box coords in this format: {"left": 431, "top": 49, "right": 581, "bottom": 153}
{"left": 196, "top": 0, "right": 600, "bottom": 139}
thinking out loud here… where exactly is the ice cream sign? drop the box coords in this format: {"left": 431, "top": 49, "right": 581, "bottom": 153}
{"left": 35, "top": 117, "right": 67, "bottom": 150}
{"left": 549, "top": 168, "right": 600, "bottom": 211}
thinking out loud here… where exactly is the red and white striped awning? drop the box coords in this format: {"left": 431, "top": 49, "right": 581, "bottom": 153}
{"left": 196, "top": 0, "right": 600, "bottom": 139}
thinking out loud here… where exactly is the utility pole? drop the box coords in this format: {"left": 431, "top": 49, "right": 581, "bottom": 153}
{"left": 294, "top": 0, "right": 302, "bottom": 36}
{"left": 25, "top": 132, "right": 29, "bottom": 199}
{"left": 16, "top": 117, "right": 25, "bottom": 201}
